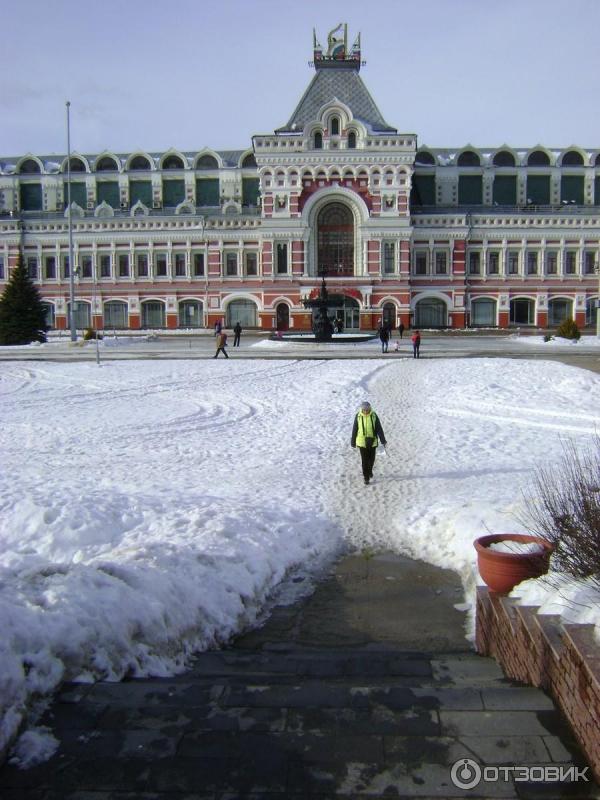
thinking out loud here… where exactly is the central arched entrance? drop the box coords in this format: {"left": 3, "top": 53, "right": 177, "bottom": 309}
{"left": 326, "top": 294, "right": 360, "bottom": 331}
{"left": 317, "top": 203, "right": 354, "bottom": 276}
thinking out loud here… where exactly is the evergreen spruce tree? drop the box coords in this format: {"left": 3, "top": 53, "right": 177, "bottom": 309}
{"left": 0, "top": 252, "right": 48, "bottom": 345}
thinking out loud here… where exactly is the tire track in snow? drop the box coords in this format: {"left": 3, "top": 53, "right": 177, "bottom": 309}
{"left": 441, "top": 407, "right": 599, "bottom": 436}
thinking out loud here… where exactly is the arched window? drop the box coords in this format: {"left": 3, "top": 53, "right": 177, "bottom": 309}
{"left": 64, "top": 157, "right": 85, "bottom": 173}
{"left": 561, "top": 150, "right": 584, "bottom": 166}
{"left": 314, "top": 131, "right": 323, "bottom": 150}
{"left": 415, "top": 151, "right": 435, "bottom": 165}
{"left": 227, "top": 299, "right": 257, "bottom": 328}
{"left": 96, "top": 156, "right": 118, "bottom": 172}
{"left": 457, "top": 150, "right": 480, "bottom": 167}
{"left": 104, "top": 300, "right": 128, "bottom": 329}
{"left": 470, "top": 298, "right": 497, "bottom": 327}
{"left": 528, "top": 150, "right": 550, "bottom": 166}
{"left": 330, "top": 117, "right": 340, "bottom": 136}
{"left": 509, "top": 298, "right": 535, "bottom": 325}
{"left": 129, "top": 155, "right": 151, "bottom": 170}
{"left": 196, "top": 154, "right": 218, "bottom": 169}
{"left": 493, "top": 151, "right": 515, "bottom": 167}
{"left": 178, "top": 300, "right": 203, "bottom": 328}
{"left": 414, "top": 297, "right": 447, "bottom": 328}
{"left": 141, "top": 300, "right": 165, "bottom": 328}
{"left": 382, "top": 302, "right": 396, "bottom": 330}
{"left": 317, "top": 202, "right": 354, "bottom": 276}
{"left": 276, "top": 303, "right": 290, "bottom": 332}
{"left": 347, "top": 131, "right": 357, "bottom": 149}
{"left": 19, "top": 159, "right": 41, "bottom": 174}
{"left": 242, "top": 153, "right": 257, "bottom": 167}
{"left": 548, "top": 298, "right": 573, "bottom": 327}
{"left": 162, "top": 155, "right": 184, "bottom": 170}
{"left": 67, "top": 301, "right": 91, "bottom": 330}
{"left": 40, "top": 303, "right": 55, "bottom": 329}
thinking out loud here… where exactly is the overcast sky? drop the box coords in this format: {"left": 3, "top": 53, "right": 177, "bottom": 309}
{"left": 2, "top": 0, "right": 599, "bottom": 158}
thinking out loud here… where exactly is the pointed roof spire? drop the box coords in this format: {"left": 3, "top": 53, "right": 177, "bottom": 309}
{"left": 276, "top": 25, "right": 396, "bottom": 134}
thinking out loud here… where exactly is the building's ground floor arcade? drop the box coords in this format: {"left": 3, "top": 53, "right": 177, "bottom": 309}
{"left": 39, "top": 285, "right": 600, "bottom": 333}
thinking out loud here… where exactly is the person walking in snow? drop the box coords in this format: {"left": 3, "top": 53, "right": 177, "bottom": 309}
{"left": 378, "top": 324, "right": 389, "bottom": 353}
{"left": 398, "top": 322, "right": 405, "bottom": 339}
{"left": 233, "top": 321, "right": 242, "bottom": 347}
{"left": 214, "top": 319, "right": 222, "bottom": 337}
{"left": 214, "top": 330, "right": 229, "bottom": 358}
{"left": 412, "top": 330, "right": 421, "bottom": 359}
{"left": 351, "top": 401, "right": 387, "bottom": 485}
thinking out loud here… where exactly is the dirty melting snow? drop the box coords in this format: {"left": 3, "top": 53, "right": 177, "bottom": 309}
{"left": 1, "top": 357, "right": 600, "bottom": 763}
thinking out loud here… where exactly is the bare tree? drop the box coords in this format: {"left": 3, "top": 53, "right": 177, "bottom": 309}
{"left": 524, "top": 438, "right": 600, "bottom": 590}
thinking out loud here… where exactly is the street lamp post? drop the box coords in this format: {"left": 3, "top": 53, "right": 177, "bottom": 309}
{"left": 66, "top": 101, "right": 76, "bottom": 342}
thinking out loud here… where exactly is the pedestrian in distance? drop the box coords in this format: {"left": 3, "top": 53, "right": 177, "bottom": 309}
{"left": 378, "top": 324, "right": 389, "bottom": 353}
{"left": 398, "top": 322, "right": 405, "bottom": 339}
{"left": 214, "top": 319, "right": 222, "bottom": 337}
{"left": 351, "top": 401, "right": 387, "bottom": 485}
{"left": 214, "top": 330, "right": 229, "bottom": 358}
{"left": 412, "top": 330, "right": 421, "bottom": 359}
{"left": 233, "top": 321, "right": 242, "bottom": 347}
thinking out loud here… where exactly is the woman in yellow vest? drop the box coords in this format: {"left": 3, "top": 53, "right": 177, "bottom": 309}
{"left": 350, "top": 401, "right": 387, "bottom": 485}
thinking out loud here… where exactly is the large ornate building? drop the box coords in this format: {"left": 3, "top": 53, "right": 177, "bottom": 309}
{"left": 1, "top": 25, "right": 599, "bottom": 333}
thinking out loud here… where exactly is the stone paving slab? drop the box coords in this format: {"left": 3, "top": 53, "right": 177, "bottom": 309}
{"left": 1, "top": 552, "right": 597, "bottom": 799}
{"left": 439, "top": 711, "right": 571, "bottom": 738}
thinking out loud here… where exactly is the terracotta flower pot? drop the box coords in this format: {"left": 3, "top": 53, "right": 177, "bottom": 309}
{"left": 474, "top": 533, "right": 554, "bottom": 594}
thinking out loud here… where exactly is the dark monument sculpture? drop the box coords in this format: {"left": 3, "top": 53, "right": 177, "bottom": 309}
{"left": 303, "top": 275, "right": 334, "bottom": 341}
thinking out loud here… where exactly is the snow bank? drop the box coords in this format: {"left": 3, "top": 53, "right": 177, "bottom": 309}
{"left": 1, "top": 357, "right": 600, "bottom": 764}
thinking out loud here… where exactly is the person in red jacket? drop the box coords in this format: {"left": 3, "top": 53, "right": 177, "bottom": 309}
{"left": 411, "top": 330, "right": 421, "bottom": 359}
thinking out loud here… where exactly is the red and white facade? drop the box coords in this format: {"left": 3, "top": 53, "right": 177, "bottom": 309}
{"left": 1, "top": 25, "right": 599, "bottom": 333}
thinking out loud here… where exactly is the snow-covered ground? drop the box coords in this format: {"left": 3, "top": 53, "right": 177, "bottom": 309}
{"left": 1, "top": 356, "right": 600, "bottom": 764}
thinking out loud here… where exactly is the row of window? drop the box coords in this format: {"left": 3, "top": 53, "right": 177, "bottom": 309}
{"left": 15, "top": 179, "right": 261, "bottom": 212}
{"left": 41, "top": 295, "right": 600, "bottom": 333}
{"left": 16, "top": 246, "right": 290, "bottom": 281}
{"left": 42, "top": 298, "right": 260, "bottom": 330}
{"left": 416, "top": 149, "right": 600, "bottom": 168}
{"left": 466, "top": 250, "right": 598, "bottom": 277}
{"left": 411, "top": 249, "right": 598, "bottom": 277}
{"left": 408, "top": 296, "right": 592, "bottom": 328}
{"left": 24, "top": 253, "right": 205, "bottom": 280}
{"left": 312, "top": 130, "right": 358, "bottom": 150}
{"left": 412, "top": 174, "right": 600, "bottom": 206}
{"left": 13, "top": 153, "right": 255, "bottom": 175}
{"left": 1, "top": 245, "right": 597, "bottom": 283}
{"left": 16, "top": 149, "right": 600, "bottom": 176}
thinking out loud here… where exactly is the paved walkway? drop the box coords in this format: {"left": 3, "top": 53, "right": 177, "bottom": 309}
{"left": 0, "top": 552, "right": 596, "bottom": 798}
{"left": 2, "top": 332, "right": 600, "bottom": 369}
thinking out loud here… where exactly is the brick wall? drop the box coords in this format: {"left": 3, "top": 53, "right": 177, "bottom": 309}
{"left": 476, "top": 586, "right": 600, "bottom": 779}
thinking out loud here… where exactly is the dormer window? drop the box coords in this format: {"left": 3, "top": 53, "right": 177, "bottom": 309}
{"left": 314, "top": 131, "right": 323, "bottom": 150}
{"left": 330, "top": 117, "right": 340, "bottom": 136}
{"left": 348, "top": 131, "right": 357, "bottom": 149}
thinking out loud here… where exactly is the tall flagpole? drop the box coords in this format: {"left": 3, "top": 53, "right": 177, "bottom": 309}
{"left": 66, "top": 101, "right": 76, "bottom": 342}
